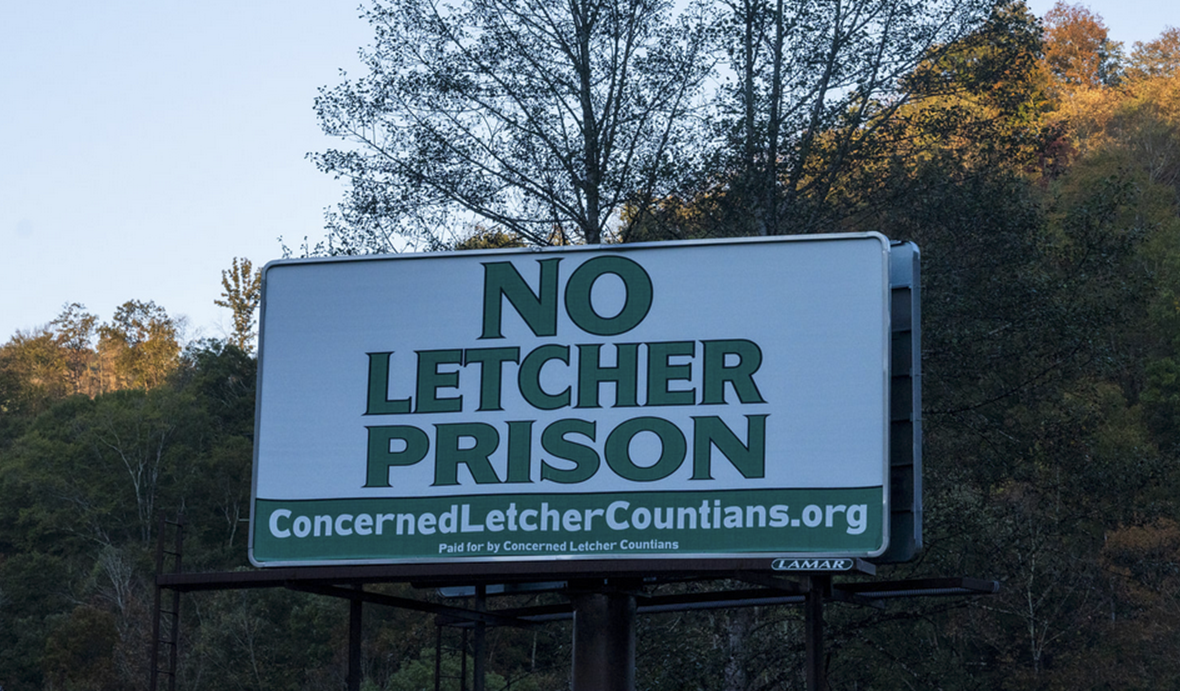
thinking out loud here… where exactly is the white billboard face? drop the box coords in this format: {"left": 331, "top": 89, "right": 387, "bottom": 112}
{"left": 249, "top": 234, "right": 891, "bottom": 567}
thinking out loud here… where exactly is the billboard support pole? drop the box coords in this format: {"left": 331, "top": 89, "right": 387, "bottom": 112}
{"left": 571, "top": 583, "right": 636, "bottom": 691}
{"left": 805, "top": 575, "right": 828, "bottom": 691}
{"left": 348, "top": 587, "right": 363, "bottom": 691}
{"left": 473, "top": 585, "right": 487, "bottom": 691}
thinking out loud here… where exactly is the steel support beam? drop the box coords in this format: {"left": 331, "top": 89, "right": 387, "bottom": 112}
{"left": 472, "top": 585, "right": 486, "bottom": 691}
{"left": 805, "top": 575, "right": 829, "bottom": 691}
{"left": 348, "top": 594, "right": 363, "bottom": 691}
{"left": 571, "top": 587, "right": 636, "bottom": 691}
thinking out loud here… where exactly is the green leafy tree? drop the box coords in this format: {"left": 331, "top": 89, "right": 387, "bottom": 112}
{"left": 1097, "top": 518, "right": 1180, "bottom": 686}
{"left": 452, "top": 227, "right": 528, "bottom": 251}
{"left": 3, "top": 388, "right": 190, "bottom": 548}
{"left": 0, "top": 339, "right": 263, "bottom": 690}
{"left": 214, "top": 257, "right": 262, "bottom": 355}
{"left": 0, "top": 328, "right": 69, "bottom": 421}
{"left": 385, "top": 647, "right": 518, "bottom": 691}
{"left": 98, "top": 300, "right": 180, "bottom": 391}
{"left": 174, "top": 340, "right": 258, "bottom": 558}
{"left": 49, "top": 302, "right": 99, "bottom": 396}
{"left": 41, "top": 605, "right": 120, "bottom": 691}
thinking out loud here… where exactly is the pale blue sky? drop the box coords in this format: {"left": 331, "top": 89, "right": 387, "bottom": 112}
{"left": 1, "top": 0, "right": 369, "bottom": 342}
{"left": 2, "top": 0, "right": 1177, "bottom": 342}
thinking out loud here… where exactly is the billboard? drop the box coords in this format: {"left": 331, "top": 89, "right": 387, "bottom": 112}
{"left": 249, "top": 234, "right": 894, "bottom": 568}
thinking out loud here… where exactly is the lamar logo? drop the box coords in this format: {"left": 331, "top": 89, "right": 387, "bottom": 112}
{"left": 771, "top": 558, "right": 854, "bottom": 572}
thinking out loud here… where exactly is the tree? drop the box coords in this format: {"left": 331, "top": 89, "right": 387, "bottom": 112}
{"left": 50, "top": 302, "right": 99, "bottom": 396}
{"left": 827, "top": 0, "right": 1055, "bottom": 215}
{"left": 41, "top": 605, "right": 120, "bottom": 691}
{"left": 1042, "top": 1, "right": 1122, "bottom": 88}
{"left": 0, "top": 339, "right": 262, "bottom": 690}
{"left": 452, "top": 226, "right": 528, "bottom": 250}
{"left": 688, "top": 0, "right": 995, "bottom": 238}
{"left": 214, "top": 257, "right": 262, "bottom": 354}
{"left": 0, "top": 328, "right": 69, "bottom": 420}
{"left": 627, "top": 1, "right": 1039, "bottom": 242}
{"left": 97, "top": 300, "right": 180, "bottom": 391}
{"left": 1127, "top": 27, "right": 1180, "bottom": 80}
{"left": 312, "top": 0, "right": 713, "bottom": 251}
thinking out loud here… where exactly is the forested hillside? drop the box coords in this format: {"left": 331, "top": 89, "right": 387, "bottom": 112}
{"left": 3, "top": 0, "right": 1180, "bottom": 689}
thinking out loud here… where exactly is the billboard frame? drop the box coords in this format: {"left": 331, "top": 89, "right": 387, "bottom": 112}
{"left": 248, "top": 233, "right": 904, "bottom": 572}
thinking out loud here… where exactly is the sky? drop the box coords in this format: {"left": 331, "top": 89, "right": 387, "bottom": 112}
{"left": 2, "top": 0, "right": 1179, "bottom": 343}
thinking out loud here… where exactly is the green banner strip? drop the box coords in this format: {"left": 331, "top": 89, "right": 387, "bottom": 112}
{"left": 252, "top": 487, "right": 883, "bottom": 563}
